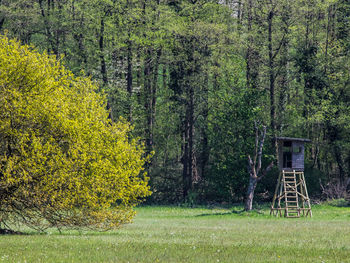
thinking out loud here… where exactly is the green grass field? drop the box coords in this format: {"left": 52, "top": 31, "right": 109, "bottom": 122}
{"left": 1, "top": 204, "right": 350, "bottom": 262}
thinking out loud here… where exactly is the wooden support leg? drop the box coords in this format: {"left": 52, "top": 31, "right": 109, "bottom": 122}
{"left": 271, "top": 171, "right": 282, "bottom": 216}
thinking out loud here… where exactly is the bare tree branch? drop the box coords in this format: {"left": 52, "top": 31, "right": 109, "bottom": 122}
{"left": 248, "top": 155, "right": 254, "bottom": 167}
{"left": 254, "top": 121, "right": 258, "bottom": 164}
{"left": 272, "top": 33, "right": 287, "bottom": 61}
{"left": 257, "top": 161, "right": 274, "bottom": 181}
{"left": 256, "top": 125, "right": 266, "bottom": 175}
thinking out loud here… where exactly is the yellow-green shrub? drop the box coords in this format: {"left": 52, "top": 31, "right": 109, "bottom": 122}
{"left": 0, "top": 35, "right": 151, "bottom": 231}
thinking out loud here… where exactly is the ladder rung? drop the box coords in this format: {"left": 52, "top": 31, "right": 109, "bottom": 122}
{"left": 286, "top": 200, "right": 298, "bottom": 203}
{"left": 284, "top": 176, "right": 296, "bottom": 179}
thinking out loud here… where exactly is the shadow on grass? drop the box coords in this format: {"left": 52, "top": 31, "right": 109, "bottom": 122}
{"left": 195, "top": 211, "right": 235, "bottom": 217}
{"left": 0, "top": 228, "right": 27, "bottom": 235}
{"left": 195, "top": 209, "right": 267, "bottom": 217}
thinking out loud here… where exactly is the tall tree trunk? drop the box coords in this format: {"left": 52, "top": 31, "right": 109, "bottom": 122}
{"left": 136, "top": 49, "right": 142, "bottom": 105}
{"left": 144, "top": 49, "right": 153, "bottom": 154}
{"left": 303, "top": 2, "right": 312, "bottom": 120}
{"left": 39, "top": 0, "right": 58, "bottom": 55}
{"left": 0, "top": 18, "right": 5, "bottom": 31}
{"left": 144, "top": 47, "right": 160, "bottom": 159}
{"left": 99, "top": 18, "right": 107, "bottom": 86}
{"left": 182, "top": 82, "right": 195, "bottom": 200}
{"left": 127, "top": 39, "right": 133, "bottom": 121}
{"left": 237, "top": 0, "right": 242, "bottom": 28}
{"left": 246, "top": 0, "right": 254, "bottom": 89}
{"left": 277, "top": 2, "right": 290, "bottom": 136}
{"left": 72, "top": 0, "right": 88, "bottom": 68}
{"left": 188, "top": 84, "right": 195, "bottom": 189}
{"left": 152, "top": 48, "right": 162, "bottom": 130}
{"left": 327, "top": 122, "right": 346, "bottom": 184}
{"left": 200, "top": 74, "right": 209, "bottom": 179}
{"left": 268, "top": 9, "right": 278, "bottom": 158}
{"left": 99, "top": 17, "right": 111, "bottom": 121}
{"left": 0, "top": 0, "right": 4, "bottom": 30}
{"left": 182, "top": 119, "right": 190, "bottom": 199}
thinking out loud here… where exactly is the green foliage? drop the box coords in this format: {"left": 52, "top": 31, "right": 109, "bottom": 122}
{"left": 0, "top": 35, "right": 151, "bottom": 231}
{"left": 1, "top": 0, "right": 350, "bottom": 205}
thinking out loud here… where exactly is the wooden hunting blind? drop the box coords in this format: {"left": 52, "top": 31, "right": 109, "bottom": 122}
{"left": 271, "top": 137, "right": 312, "bottom": 218}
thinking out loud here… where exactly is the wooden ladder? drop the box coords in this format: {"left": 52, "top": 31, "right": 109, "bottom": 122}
{"left": 283, "top": 171, "right": 300, "bottom": 218}
{"left": 271, "top": 170, "right": 311, "bottom": 217}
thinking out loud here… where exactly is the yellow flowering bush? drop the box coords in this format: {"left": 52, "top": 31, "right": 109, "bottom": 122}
{"left": 0, "top": 35, "right": 151, "bottom": 231}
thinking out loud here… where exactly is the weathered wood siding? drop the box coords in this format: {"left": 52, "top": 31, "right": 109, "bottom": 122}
{"left": 292, "top": 141, "right": 304, "bottom": 170}
{"left": 278, "top": 141, "right": 284, "bottom": 171}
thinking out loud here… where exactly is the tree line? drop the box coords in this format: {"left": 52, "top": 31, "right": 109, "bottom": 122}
{"left": 1, "top": 0, "right": 349, "bottom": 204}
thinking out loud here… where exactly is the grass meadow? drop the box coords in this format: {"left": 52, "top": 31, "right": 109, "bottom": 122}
{"left": 1, "top": 204, "right": 350, "bottom": 262}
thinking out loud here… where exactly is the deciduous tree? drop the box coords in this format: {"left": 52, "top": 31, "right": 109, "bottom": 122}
{"left": 0, "top": 35, "right": 151, "bottom": 232}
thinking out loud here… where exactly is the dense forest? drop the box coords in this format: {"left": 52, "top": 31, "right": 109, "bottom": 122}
{"left": 1, "top": 0, "right": 349, "bottom": 204}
